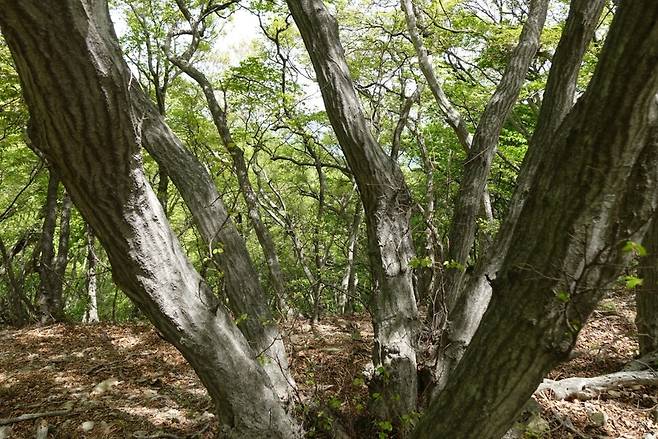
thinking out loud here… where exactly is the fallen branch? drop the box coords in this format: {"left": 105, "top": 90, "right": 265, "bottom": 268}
{"left": 0, "top": 409, "right": 72, "bottom": 426}
{"left": 132, "top": 432, "right": 182, "bottom": 439}
{"left": 536, "top": 370, "right": 658, "bottom": 400}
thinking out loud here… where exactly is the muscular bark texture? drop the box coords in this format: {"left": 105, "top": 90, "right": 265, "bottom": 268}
{"left": 286, "top": 0, "right": 420, "bottom": 421}
{"left": 428, "top": 0, "right": 607, "bottom": 399}
{"left": 414, "top": 1, "right": 658, "bottom": 436}
{"left": 638, "top": 214, "right": 658, "bottom": 355}
{"left": 0, "top": 2, "right": 299, "bottom": 436}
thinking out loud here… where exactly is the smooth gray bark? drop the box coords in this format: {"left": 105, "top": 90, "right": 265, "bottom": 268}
{"left": 413, "top": 0, "right": 658, "bottom": 435}
{"left": 287, "top": 0, "right": 420, "bottom": 421}
{"left": 0, "top": 2, "right": 299, "bottom": 436}
{"left": 537, "top": 371, "right": 658, "bottom": 401}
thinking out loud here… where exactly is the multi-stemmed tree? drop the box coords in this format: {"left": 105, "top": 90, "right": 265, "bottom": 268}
{"left": 1, "top": 1, "right": 658, "bottom": 438}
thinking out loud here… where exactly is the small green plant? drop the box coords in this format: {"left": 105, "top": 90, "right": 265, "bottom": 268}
{"left": 328, "top": 397, "right": 341, "bottom": 410}
{"left": 553, "top": 290, "right": 570, "bottom": 303}
{"left": 409, "top": 256, "right": 433, "bottom": 269}
{"left": 622, "top": 240, "right": 647, "bottom": 257}
{"left": 623, "top": 275, "right": 643, "bottom": 289}
{"left": 234, "top": 313, "right": 248, "bottom": 325}
{"left": 376, "top": 420, "right": 393, "bottom": 438}
{"left": 443, "top": 259, "right": 466, "bottom": 272}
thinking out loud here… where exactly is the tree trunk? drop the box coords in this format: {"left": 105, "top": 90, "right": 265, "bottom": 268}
{"left": 340, "top": 202, "right": 362, "bottom": 314}
{"left": 638, "top": 214, "right": 658, "bottom": 355}
{"left": 413, "top": 1, "right": 658, "bottom": 435}
{"left": 136, "top": 69, "right": 295, "bottom": 403}
{"left": 52, "top": 190, "right": 72, "bottom": 320}
{"left": 84, "top": 224, "right": 99, "bottom": 323}
{"left": 166, "top": 56, "right": 290, "bottom": 318}
{"left": 36, "top": 169, "right": 59, "bottom": 324}
{"left": 309, "top": 144, "right": 327, "bottom": 324}
{"left": 255, "top": 168, "right": 320, "bottom": 312}
{"left": 427, "top": 0, "right": 607, "bottom": 400}
{"left": 441, "top": 0, "right": 549, "bottom": 313}
{"left": 0, "top": 236, "right": 28, "bottom": 326}
{"left": 157, "top": 169, "right": 169, "bottom": 216}
{"left": 0, "top": 2, "right": 300, "bottom": 436}
{"left": 286, "top": 0, "right": 420, "bottom": 423}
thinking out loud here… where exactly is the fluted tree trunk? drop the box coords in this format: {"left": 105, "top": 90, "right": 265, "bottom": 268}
{"left": 0, "top": 2, "right": 300, "bottom": 437}
{"left": 413, "top": 0, "right": 658, "bottom": 436}
{"left": 404, "top": 0, "right": 550, "bottom": 319}
{"left": 170, "top": 62, "right": 290, "bottom": 318}
{"left": 286, "top": 0, "right": 420, "bottom": 423}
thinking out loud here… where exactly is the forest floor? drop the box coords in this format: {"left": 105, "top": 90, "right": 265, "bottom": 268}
{"left": 0, "top": 290, "right": 656, "bottom": 438}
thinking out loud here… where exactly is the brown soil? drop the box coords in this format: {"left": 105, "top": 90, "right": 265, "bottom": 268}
{"left": 0, "top": 291, "right": 655, "bottom": 438}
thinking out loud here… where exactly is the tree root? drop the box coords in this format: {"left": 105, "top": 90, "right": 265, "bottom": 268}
{"left": 0, "top": 409, "right": 72, "bottom": 426}
{"left": 536, "top": 370, "right": 658, "bottom": 400}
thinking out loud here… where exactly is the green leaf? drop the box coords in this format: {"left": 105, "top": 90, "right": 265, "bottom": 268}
{"left": 554, "top": 290, "right": 570, "bottom": 303}
{"left": 235, "top": 313, "right": 249, "bottom": 325}
{"left": 622, "top": 241, "right": 648, "bottom": 257}
{"left": 377, "top": 420, "right": 393, "bottom": 432}
{"left": 328, "top": 397, "right": 341, "bottom": 410}
{"left": 624, "top": 275, "right": 644, "bottom": 289}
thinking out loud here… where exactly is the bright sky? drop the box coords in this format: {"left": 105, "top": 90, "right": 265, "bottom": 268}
{"left": 109, "top": 7, "right": 261, "bottom": 69}
{"left": 215, "top": 9, "right": 261, "bottom": 67}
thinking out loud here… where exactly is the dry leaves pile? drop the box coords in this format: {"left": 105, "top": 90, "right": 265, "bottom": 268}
{"left": 0, "top": 291, "right": 655, "bottom": 438}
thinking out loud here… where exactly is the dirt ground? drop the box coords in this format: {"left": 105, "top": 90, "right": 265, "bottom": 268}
{"left": 0, "top": 290, "right": 655, "bottom": 438}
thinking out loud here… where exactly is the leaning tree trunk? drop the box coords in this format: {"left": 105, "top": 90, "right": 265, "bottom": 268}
{"left": 287, "top": 0, "right": 420, "bottom": 423}
{"left": 166, "top": 56, "right": 290, "bottom": 318}
{"left": 427, "top": 0, "right": 607, "bottom": 400}
{"left": 0, "top": 2, "right": 300, "bottom": 437}
{"left": 438, "top": 0, "right": 549, "bottom": 313}
{"left": 137, "top": 93, "right": 296, "bottom": 402}
{"left": 638, "top": 214, "right": 658, "bottom": 355}
{"left": 413, "top": 1, "right": 658, "bottom": 436}
{"left": 132, "top": 11, "right": 296, "bottom": 404}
